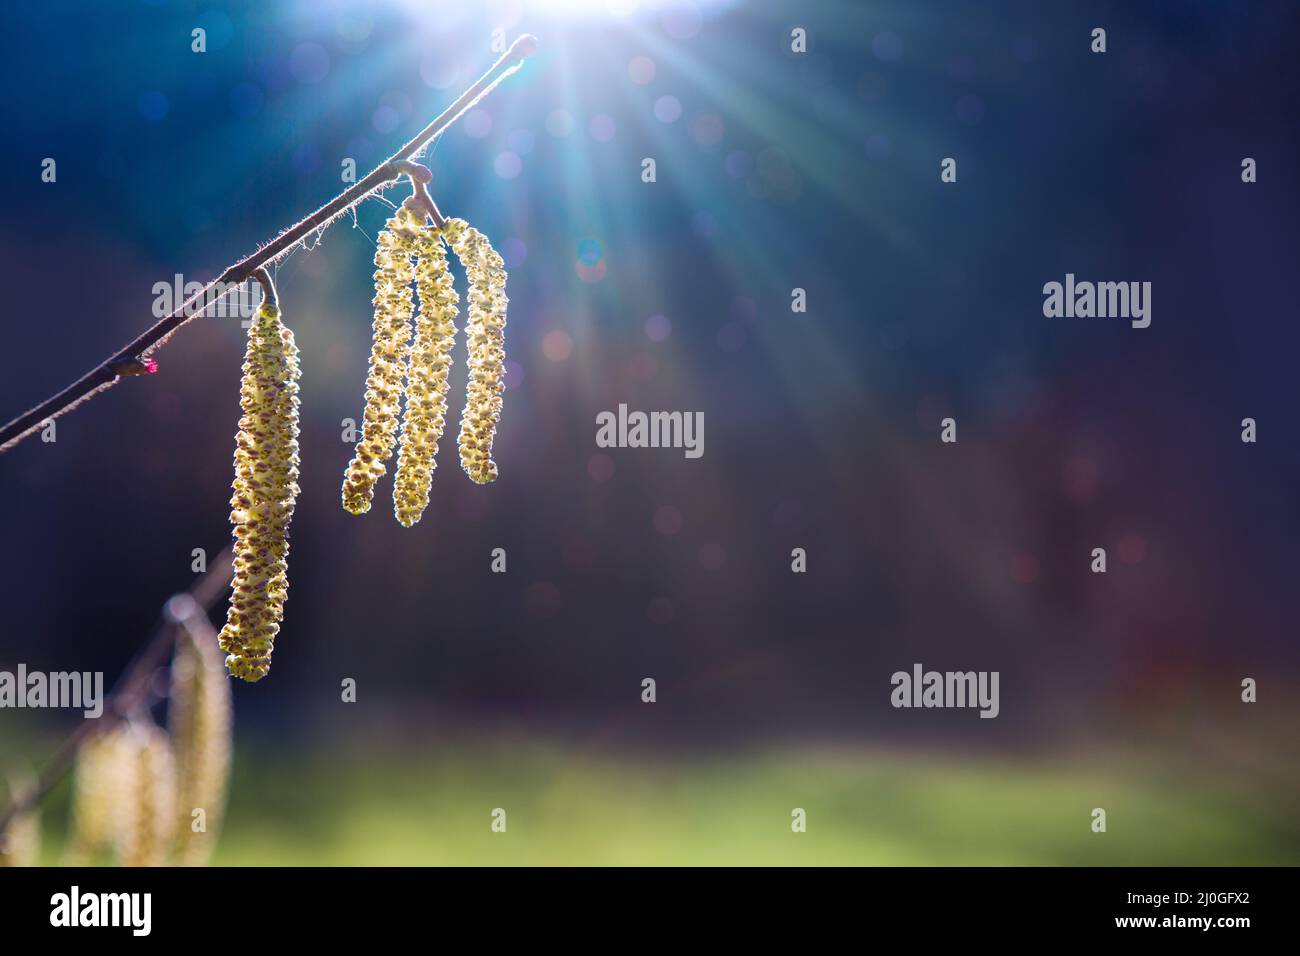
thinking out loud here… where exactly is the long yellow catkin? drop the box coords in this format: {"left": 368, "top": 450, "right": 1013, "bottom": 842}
{"left": 219, "top": 302, "right": 301, "bottom": 682}
{"left": 64, "top": 728, "right": 134, "bottom": 865}
{"left": 0, "top": 779, "right": 39, "bottom": 867}
{"left": 170, "top": 620, "right": 233, "bottom": 865}
{"left": 393, "top": 223, "right": 459, "bottom": 526}
{"left": 444, "top": 218, "right": 508, "bottom": 484}
{"left": 117, "top": 722, "right": 177, "bottom": 868}
{"left": 341, "top": 211, "right": 417, "bottom": 513}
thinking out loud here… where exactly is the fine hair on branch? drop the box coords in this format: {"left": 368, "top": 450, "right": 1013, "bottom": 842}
{"left": 0, "top": 34, "right": 537, "bottom": 454}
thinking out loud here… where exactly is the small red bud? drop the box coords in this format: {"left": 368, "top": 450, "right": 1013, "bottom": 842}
{"left": 112, "top": 356, "right": 159, "bottom": 377}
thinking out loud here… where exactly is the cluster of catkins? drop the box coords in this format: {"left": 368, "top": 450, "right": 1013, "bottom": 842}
{"left": 59, "top": 619, "right": 232, "bottom": 867}
{"left": 342, "top": 206, "right": 508, "bottom": 525}
{"left": 210, "top": 206, "right": 506, "bottom": 683}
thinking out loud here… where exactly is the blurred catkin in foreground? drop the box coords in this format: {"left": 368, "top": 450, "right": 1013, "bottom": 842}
{"left": 65, "top": 727, "right": 134, "bottom": 865}
{"left": 0, "top": 778, "right": 39, "bottom": 867}
{"left": 65, "top": 721, "right": 176, "bottom": 866}
{"left": 117, "top": 722, "right": 177, "bottom": 867}
{"left": 170, "top": 617, "right": 233, "bottom": 865}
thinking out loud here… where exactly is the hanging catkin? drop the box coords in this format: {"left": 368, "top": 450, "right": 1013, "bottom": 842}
{"left": 170, "top": 618, "right": 233, "bottom": 865}
{"left": 117, "top": 722, "right": 177, "bottom": 868}
{"left": 341, "top": 211, "right": 417, "bottom": 513}
{"left": 444, "top": 218, "right": 508, "bottom": 484}
{"left": 219, "top": 301, "right": 301, "bottom": 682}
{"left": 64, "top": 727, "right": 134, "bottom": 865}
{"left": 393, "top": 222, "right": 459, "bottom": 525}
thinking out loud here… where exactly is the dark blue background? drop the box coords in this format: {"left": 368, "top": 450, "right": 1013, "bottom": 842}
{"left": 1, "top": 0, "right": 1296, "bottom": 748}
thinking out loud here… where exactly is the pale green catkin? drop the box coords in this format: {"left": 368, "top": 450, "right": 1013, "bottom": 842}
{"left": 170, "top": 619, "right": 233, "bottom": 865}
{"left": 443, "top": 218, "right": 508, "bottom": 484}
{"left": 342, "top": 210, "right": 418, "bottom": 514}
{"left": 0, "top": 779, "right": 39, "bottom": 867}
{"left": 64, "top": 728, "right": 135, "bottom": 865}
{"left": 393, "top": 222, "right": 459, "bottom": 526}
{"left": 219, "top": 302, "right": 301, "bottom": 682}
{"left": 116, "top": 722, "right": 177, "bottom": 868}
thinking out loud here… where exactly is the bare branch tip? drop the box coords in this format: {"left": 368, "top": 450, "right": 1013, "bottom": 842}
{"left": 511, "top": 34, "right": 539, "bottom": 59}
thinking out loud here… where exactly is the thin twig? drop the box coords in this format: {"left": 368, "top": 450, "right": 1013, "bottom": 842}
{"left": 393, "top": 161, "right": 447, "bottom": 230}
{"left": 252, "top": 268, "right": 277, "bottom": 311}
{"left": 0, "top": 34, "right": 537, "bottom": 454}
{"left": 0, "top": 549, "right": 234, "bottom": 831}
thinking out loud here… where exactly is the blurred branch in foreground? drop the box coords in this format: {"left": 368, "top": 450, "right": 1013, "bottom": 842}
{"left": 0, "top": 548, "right": 232, "bottom": 835}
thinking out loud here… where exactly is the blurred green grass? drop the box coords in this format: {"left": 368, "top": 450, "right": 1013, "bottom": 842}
{"left": 180, "top": 744, "right": 1300, "bottom": 865}
{"left": 14, "top": 735, "right": 1299, "bottom": 866}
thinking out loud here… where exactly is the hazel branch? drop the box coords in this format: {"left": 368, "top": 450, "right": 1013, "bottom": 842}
{"left": 0, "top": 34, "right": 538, "bottom": 454}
